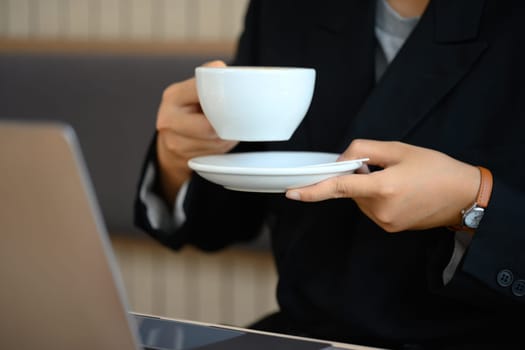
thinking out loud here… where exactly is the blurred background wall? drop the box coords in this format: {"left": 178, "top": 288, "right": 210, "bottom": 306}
{"left": 0, "top": 0, "right": 247, "bottom": 42}
{"left": 0, "top": 0, "right": 278, "bottom": 329}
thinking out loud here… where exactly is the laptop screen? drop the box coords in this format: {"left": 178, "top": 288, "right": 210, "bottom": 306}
{"left": 0, "top": 120, "right": 141, "bottom": 350}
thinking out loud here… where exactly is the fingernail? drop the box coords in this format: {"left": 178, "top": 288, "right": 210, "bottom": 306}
{"left": 286, "top": 191, "right": 301, "bottom": 201}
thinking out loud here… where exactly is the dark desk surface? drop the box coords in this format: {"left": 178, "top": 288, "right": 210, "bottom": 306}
{"left": 132, "top": 312, "right": 386, "bottom": 350}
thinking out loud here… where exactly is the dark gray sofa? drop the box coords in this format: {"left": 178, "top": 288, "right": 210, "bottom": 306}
{"left": 0, "top": 52, "right": 229, "bottom": 235}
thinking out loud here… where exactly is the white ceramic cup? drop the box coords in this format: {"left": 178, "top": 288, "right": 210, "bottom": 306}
{"left": 195, "top": 66, "right": 316, "bottom": 141}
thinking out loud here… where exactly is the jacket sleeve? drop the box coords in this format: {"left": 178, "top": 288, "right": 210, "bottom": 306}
{"left": 428, "top": 174, "right": 525, "bottom": 306}
{"left": 134, "top": 132, "right": 269, "bottom": 251}
{"left": 459, "top": 176, "right": 525, "bottom": 303}
{"left": 134, "top": 2, "right": 269, "bottom": 251}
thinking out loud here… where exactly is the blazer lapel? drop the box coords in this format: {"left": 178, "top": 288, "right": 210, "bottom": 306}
{"left": 302, "top": 1, "right": 376, "bottom": 151}
{"left": 341, "top": 0, "right": 488, "bottom": 146}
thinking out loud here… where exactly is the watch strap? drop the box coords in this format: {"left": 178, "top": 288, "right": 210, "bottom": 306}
{"left": 448, "top": 166, "right": 493, "bottom": 232}
{"left": 476, "top": 166, "right": 493, "bottom": 209}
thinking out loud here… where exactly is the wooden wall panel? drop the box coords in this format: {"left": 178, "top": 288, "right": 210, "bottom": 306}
{"left": 111, "top": 236, "right": 278, "bottom": 328}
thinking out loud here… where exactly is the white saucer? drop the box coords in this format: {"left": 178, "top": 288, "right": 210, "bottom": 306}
{"left": 188, "top": 151, "right": 367, "bottom": 193}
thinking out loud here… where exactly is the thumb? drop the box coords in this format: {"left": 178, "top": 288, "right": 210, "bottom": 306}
{"left": 171, "top": 60, "right": 227, "bottom": 104}
{"left": 341, "top": 139, "right": 405, "bottom": 169}
{"left": 201, "top": 60, "right": 227, "bottom": 68}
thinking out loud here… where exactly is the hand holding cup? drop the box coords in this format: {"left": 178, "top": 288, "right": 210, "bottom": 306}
{"left": 156, "top": 60, "right": 238, "bottom": 202}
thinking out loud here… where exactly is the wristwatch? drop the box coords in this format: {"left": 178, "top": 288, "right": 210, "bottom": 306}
{"left": 458, "top": 166, "right": 493, "bottom": 230}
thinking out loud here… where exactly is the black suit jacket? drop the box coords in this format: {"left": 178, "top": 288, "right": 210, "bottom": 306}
{"left": 135, "top": 0, "right": 525, "bottom": 348}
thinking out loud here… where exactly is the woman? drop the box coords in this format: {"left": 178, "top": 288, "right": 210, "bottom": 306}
{"left": 135, "top": 0, "right": 525, "bottom": 348}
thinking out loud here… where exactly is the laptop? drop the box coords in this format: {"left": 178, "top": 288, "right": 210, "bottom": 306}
{"left": 0, "top": 120, "right": 378, "bottom": 350}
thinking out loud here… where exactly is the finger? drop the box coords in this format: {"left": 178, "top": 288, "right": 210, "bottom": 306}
{"left": 159, "top": 130, "right": 237, "bottom": 159}
{"left": 341, "top": 139, "right": 407, "bottom": 169}
{"left": 165, "top": 78, "right": 199, "bottom": 106}
{"left": 286, "top": 173, "right": 379, "bottom": 202}
{"left": 356, "top": 164, "right": 370, "bottom": 174}
{"left": 157, "top": 107, "right": 218, "bottom": 140}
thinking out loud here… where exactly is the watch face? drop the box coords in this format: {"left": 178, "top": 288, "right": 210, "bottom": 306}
{"left": 464, "top": 207, "right": 485, "bottom": 228}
